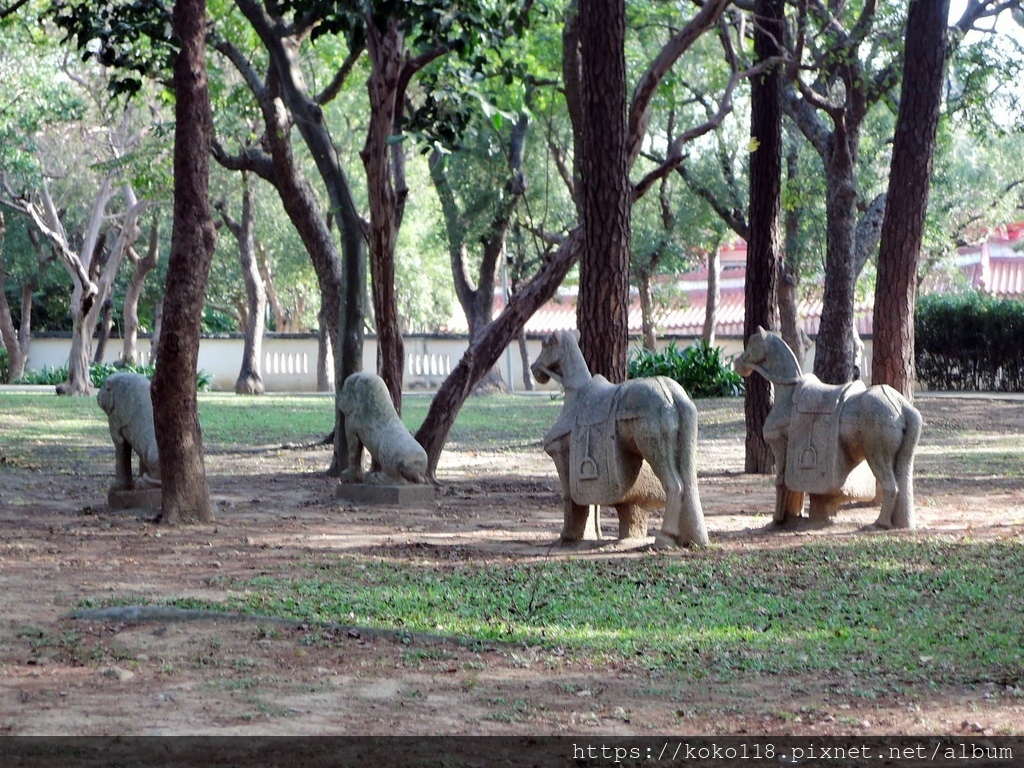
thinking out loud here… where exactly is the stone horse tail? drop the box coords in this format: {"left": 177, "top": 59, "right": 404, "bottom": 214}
{"left": 880, "top": 390, "right": 923, "bottom": 530}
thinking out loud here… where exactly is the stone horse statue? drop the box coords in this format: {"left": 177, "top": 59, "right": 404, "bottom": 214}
{"left": 735, "top": 327, "right": 922, "bottom": 529}
{"left": 531, "top": 331, "right": 708, "bottom": 548}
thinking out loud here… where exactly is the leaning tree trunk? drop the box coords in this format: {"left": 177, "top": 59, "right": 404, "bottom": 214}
{"left": 416, "top": 228, "right": 584, "bottom": 477}
{"left": 743, "top": 0, "right": 783, "bottom": 475}
{"left": 872, "top": 0, "right": 949, "bottom": 399}
{"left": 121, "top": 221, "right": 159, "bottom": 367}
{"left": 151, "top": 0, "right": 217, "bottom": 525}
{"left": 577, "top": 0, "right": 631, "bottom": 383}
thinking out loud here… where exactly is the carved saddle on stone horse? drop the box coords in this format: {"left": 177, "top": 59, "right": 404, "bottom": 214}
{"left": 784, "top": 375, "right": 869, "bottom": 494}
{"left": 543, "top": 375, "right": 651, "bottom": 506}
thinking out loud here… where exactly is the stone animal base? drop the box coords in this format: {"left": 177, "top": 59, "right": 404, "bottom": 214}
{"left": 336, "top": 483, "right": 435, "bottom": 506}
{"left": 108, "top": 487, "right": 163, "bottom": 512}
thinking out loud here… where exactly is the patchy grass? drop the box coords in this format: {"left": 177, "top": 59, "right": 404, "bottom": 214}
{"left": 189, "top": 537, "right": 1024, "bottom": 691}
{"left": 0, "top": 390, "right": 562, "bottom": 468}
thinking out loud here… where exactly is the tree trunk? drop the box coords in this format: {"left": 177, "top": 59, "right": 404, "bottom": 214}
{"left": 416, "top": 228, "right": 584, "bottom": 477}
{"left": 872, "top": 0, "right": 949, "bottom": 398}
{"left": 362, "top": 17, "right": 405, "bottom": 413}
{"left": 813, "top": 151, "right": 860, "bottom": 384}
{"left": 744, "top": 0, "right": 784, "bottom": 475}
{"left": 150, "top": 296, "right": 164, "bottom": 365}
{"left": 778, "top": 259, "right": 806, "bottom": 369}
{"left": 93, "top": 297, "right": 114, "bottom": 364}
{"left": 577, "top": 0, "right": 631, "bottom": 383}
{"left": 638, "top": 269, "right": 657, "bottom": 351}
{"left": 121, "top": 220, "right": 159, "bottom": 367}
{"left": 517, "top": 329, "right": 534, "bottom": 391}
{"left": 429, "top": 115, "right": 529, "bottom": 395}
{"left": 151, "top": 0, "right": 217, "bottom": 525}
{"left": 220, "top": 2, "right": 365, "bottom": 475}
{"left": 779, "top": 142, "right": 809, "bottom": 370}
{"left": 317, "top": 304, "right": 332, "bottom": 392}
{"left": 703, "top": 244, "right": 721, "bottom": 345}
{"left": 61, "top": 281, "right": 96, "bottom": 395}
{"left": 0, "top": 213, "right": 29, "bottom": 382}
{"left": 228, "top": 172, "right": 266, "bottom": 395}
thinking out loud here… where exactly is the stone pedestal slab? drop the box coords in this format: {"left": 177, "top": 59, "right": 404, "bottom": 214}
{"left": 336, "top": 483, "right": 435, "bottom": 506}
{"left": 108, "top": 487, "right": 163, "bottom": 512}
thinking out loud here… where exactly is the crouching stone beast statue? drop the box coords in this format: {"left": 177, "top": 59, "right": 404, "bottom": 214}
{"left": 338, "top": 372, "right": 428, "bottom": 485}
{"left": 97, "top": 372, "right": 161, "bottom": 491}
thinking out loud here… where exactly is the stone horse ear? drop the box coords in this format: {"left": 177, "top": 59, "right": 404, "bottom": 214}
{"left": 570, "top": 329, "right": 581, "bottom": 343}
{"left": 546, "top": 331, "right": 561, "bottom": 346}
{"left": 757, "top": 326, "right": 768, "bottom": 339}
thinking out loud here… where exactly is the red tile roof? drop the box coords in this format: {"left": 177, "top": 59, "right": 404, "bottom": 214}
{"left": 444, "top": 226, "right": 1024, "bottom": 337}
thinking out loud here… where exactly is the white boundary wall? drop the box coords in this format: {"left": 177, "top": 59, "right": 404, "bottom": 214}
{"left": 23, "top": 333, "right": 867, "bottom": 392}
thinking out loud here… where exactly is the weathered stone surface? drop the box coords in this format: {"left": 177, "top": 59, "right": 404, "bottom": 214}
{"left": 337, "top": 372, "right": 429, "bottom": 485}
{"left": 735, "top": 327, "right": 922, "bottom": 529}
{"left": 336, "top": 483, "right": 435, "bottom": 506}
{"left": 531, "top": 330, "right": 707, "bottom": 548}
{"left": 108, "top": 487, "right": 163, "bottom": 512}
{"left": 97, "top": 373, "right": 160, "bottom": 491}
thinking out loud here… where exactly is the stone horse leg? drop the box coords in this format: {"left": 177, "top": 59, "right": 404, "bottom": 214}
{"left": 865, "top": 400, "right": 922, "bottom": 530}
{"left": 645, "top": 392, "right": 708, "bottom": 548}
{"left": 546, "top": 434, "right": 602, "bottom": 542}
{"left": 763, "top": 425, "right": 805, "bottom": 524}
{"left": 113, "top": 435, "right": 136, "bottom": 492}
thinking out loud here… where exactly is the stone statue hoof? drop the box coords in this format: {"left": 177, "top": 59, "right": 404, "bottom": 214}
{"left": 652, "top": 532, "right": 681, "bottom": 550}
{"left": 139, "top": 473, "right": 161, "bottom": 488}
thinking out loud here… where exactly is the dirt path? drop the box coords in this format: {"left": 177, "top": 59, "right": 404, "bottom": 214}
{"left": 1, "top": 396, "right": 1023, "bottom": 735}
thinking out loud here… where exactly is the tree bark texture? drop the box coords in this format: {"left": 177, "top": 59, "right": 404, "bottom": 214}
{"left": 152, "top": 0, "right": 216, "bottom": 525}
{"left": 121, "top": 221, "right": 159, "bottom": 366}
{"left": 576, "top": 0, "right": 631, "bottom": 383}
{"left": 362, "top": 17, "right": 406, "bottom": 414}
{"left": 744, "top": 0, "right": 784, "bottom": 474}
{"left": 872, "top": 0, "right": 949, "bottom": 398}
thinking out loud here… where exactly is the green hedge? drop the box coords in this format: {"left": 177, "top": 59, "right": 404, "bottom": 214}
{"left": 915, "top": 291, "right": 1024, "bottom": 391}
{"left": 0, "top": 346, "right": 8, "bottom": 384}
{"left": 628, "top": 339, "right": 744, "bottom": 398}
{"left": 15, "top": 361, "right": 213, "bottom": 391}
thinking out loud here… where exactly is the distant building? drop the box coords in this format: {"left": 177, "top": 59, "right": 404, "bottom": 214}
{"left": 442, "top": 224, "right": 1024, "bottom": 340}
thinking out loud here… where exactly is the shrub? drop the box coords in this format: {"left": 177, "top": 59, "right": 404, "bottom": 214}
{"left": 628, "top": 339, "right": 744, "bottom": 398}
{"left": 0, "top": 346, "right": 8, "bottom": 384}
{"left": 15, "top": 364, "right": 69, "bottom": 386}
{"left": 15, "top": 361, "right": 212, "bottom": 391}
{"left": 916, "top": 291, "right": 1024, "bottom": 391}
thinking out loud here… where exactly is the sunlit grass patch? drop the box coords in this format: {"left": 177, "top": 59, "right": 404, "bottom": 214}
{"left": 194, "top": 538, "right": 1024, "bottom": 689}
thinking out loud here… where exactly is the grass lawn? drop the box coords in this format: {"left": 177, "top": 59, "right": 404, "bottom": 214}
{"left": 2, "top": 388, "right": 1023, "bottom": 695}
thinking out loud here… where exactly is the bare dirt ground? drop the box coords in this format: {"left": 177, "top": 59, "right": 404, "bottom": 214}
{"left": 1, "top": 395, "right": 1024, "bottom": 736}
